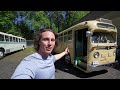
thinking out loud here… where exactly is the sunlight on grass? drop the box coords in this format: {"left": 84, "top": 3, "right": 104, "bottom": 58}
{"left": 25, "top": 47, "right": 35, "bottom": 53}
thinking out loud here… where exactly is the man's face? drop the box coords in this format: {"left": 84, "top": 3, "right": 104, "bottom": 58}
{"left": 39, "top": 31, "right": 55, "bottom": 55}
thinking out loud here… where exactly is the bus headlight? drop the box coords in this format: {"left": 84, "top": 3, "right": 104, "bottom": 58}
{"left": 113, "top": 50, "right": 116, "bottom": 56}
{"left": 93, "top": 52, "right": 99, "bottom": 58}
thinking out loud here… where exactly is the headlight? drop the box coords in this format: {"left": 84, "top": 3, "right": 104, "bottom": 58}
{"left": 113, "top": 50, "right": 116, "bottom": 56}
{"left": 93, "top": 52, "right": 99, "bottom": 58}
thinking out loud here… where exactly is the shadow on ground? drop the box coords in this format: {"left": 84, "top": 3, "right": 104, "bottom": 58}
{"left": 0, "top": 50, "right": 22, "bottom": 61}
{"left": 55, "top": 58, "right": 108, "bottom": 78}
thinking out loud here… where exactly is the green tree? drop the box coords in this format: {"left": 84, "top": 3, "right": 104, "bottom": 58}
{"left": 45, "top": 11, "right": 89, "bottom": 32}
{"left": 45, "top": 11, "right": 65, "bottom": 32}
{"left": 0, "top": 11, "right": 17, "bottom": 34}
{"left": 64, "top": 11, "right": 90, "bottom": 30}
{"left": 16, "top": 11, "right": 51, "bottom": 39}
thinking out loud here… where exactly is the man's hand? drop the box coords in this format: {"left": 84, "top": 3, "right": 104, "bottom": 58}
{"left": 64, "top": 47, "right": 69, "bottom": 54}
{"left": 54, "top": 47, "right": 70, "bottom": 61}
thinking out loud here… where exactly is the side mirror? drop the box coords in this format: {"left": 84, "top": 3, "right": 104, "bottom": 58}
{"left": 86, "top": 31, "right": 93, "bottom": 37}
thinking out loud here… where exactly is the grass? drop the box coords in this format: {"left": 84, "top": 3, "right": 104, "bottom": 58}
{"left": 25, "top": 47, "right": 35, "bottom": 52}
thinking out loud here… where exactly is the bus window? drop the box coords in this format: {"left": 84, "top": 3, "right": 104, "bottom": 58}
{"left": 21, "top": 39, "right": 23, "bottom": 42}
{"left": 19, "top": 39, "right": 21, "bottom": 42}
{"left": 5, "top": 35, "right": 9, "bottom": 42}
{"left": 92, "top": 32, "right": 116, "bottom": 43}
{"left": 0, "top": 34, "right": 4, "bottom": 41}
{"left": 23, "top": 39, "right": 26, "bottom": 42}
{"left": 16, "top": 38, "right": 18, "bottom": 42}
{"left": 68, "top": 30, "right": 72, "bottom": 42}
{"left": 64, "top": 32, "right": 68, "bottom": 42}
{"left": 64, "top": 36, "right": 67, "bottom": 42}
{"left": 13, "top": 37, "right": 16, "bottom": 42}
{"left": 10, "top": 37, "right": 13, "bottom": 42}
{"left": 68, "top": 30, "right": 72, "bottom": 34}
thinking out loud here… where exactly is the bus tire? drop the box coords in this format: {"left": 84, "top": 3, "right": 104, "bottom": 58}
{"left": 22, "top": 46, "right": 25, "bottom": 50}
{"left": 65, "top": 54, "right": 71, "bottom": 64}
{"left": 0, "top": 49, "right": 4, "bottom": 59}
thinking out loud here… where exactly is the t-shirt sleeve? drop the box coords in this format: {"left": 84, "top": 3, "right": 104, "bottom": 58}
{"left": 52, "top": 55, "right": 56, "bottom": 63}
{"left": 11, "top": 60, "right": 36, "bottom": 79}
{"left": 11, "top": 74, "right": 33, "bottom": 79}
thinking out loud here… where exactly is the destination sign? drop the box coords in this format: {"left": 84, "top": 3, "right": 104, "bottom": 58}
{"left": 97, "top": 23, "right": 115, "bottom": 29}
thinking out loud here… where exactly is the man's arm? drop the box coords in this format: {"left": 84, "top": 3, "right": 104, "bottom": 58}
{"left": 54, "top": 47, "right": 69, "bottom": 60}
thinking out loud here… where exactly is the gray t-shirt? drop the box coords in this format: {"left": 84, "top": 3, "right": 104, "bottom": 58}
{"left": 11, "top": 53, "right": 56, "bottom": 79}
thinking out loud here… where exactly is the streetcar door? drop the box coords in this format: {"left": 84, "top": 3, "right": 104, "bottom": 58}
{"left": 74, "top": 29, "right": 88, "bottom": 70}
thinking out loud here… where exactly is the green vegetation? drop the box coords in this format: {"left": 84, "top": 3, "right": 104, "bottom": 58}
{"left": 0, "top": 11, "right": 90, "bottom": 40}
{"left": 25, "top": 47, "right": 35, "bottom": 52}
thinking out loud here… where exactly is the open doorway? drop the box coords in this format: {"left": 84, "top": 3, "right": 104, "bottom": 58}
{"left": 75, "top": 28, "right": 88, "bottom": 62}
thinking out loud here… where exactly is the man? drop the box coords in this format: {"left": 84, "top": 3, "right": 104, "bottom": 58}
{"left": 11, "top": 28, "right": 69, "bottom": 79}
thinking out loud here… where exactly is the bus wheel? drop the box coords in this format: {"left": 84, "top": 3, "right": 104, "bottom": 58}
{"left": 0, "top": 49, "right": 4, "bottom": 59}
{"left": 65, "top": 54, "right": 71, "bottom": 64}
{"left": 22, "top": 46, "right": 25, "bottom": 50}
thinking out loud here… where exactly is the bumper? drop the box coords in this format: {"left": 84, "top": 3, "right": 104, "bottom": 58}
{"left": 87, "top": 61, "right": 117, "bottom": 72}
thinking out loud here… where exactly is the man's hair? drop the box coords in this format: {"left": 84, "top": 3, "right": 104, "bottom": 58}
{"left": 33, "top": 28, "right": 58, "bottom": 52}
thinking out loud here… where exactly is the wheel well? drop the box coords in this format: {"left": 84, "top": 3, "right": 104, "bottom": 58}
{"left": 0, "top": 48, "right": 5, "bottom": 52}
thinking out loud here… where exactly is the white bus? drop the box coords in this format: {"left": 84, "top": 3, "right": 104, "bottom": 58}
{"left": 0, "top": 31, "right": 27, "bottom": 59}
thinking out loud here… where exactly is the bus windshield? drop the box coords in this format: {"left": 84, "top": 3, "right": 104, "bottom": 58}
{"left": 92, "top": 32, "right": 115, "bottom": 43}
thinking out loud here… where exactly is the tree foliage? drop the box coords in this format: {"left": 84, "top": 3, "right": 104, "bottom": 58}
{"left": 0, "top": 11, "right": 17, "bottom": 34}
{"left": 0, "top": 11, "right": 90, "bottom": 39}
